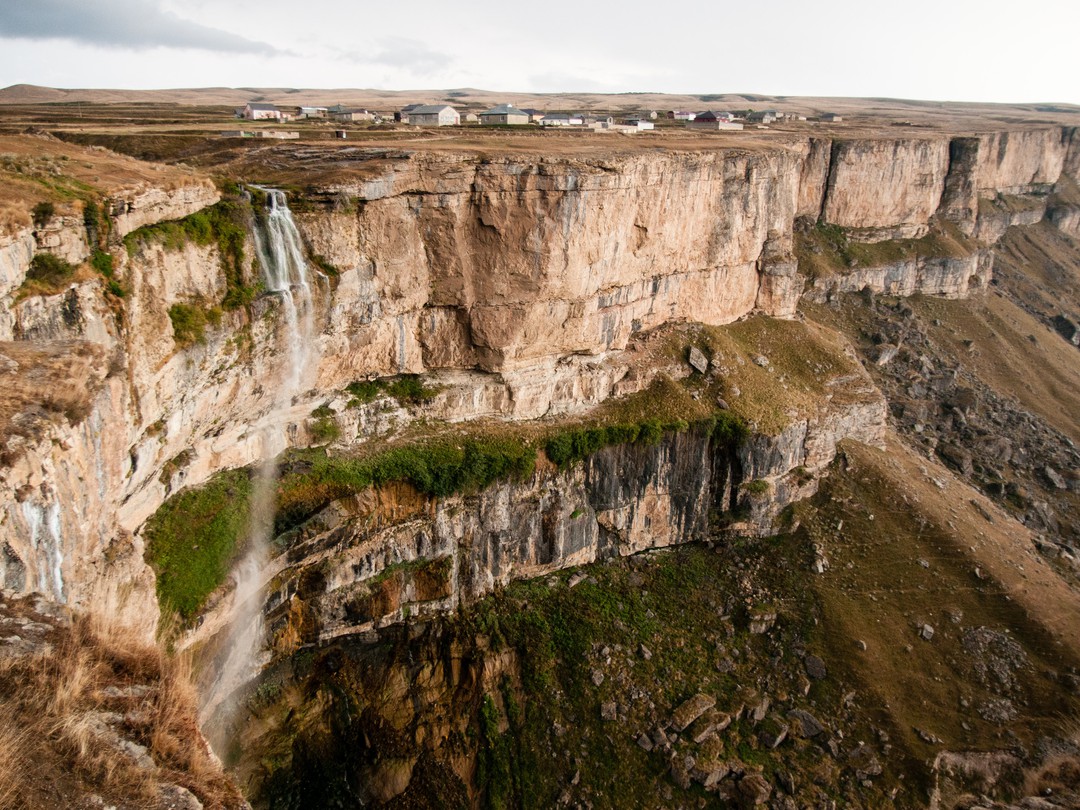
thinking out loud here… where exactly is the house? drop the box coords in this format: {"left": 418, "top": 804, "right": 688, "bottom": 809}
{"left": 622, "top": 119, "right": 654, "bottom": 131}
{"left": 746, "top": 110, "right": 778, "bottom": 124}
{"left": 674, "top": 111, "right": 696, "bottom": 121}
{"left": 298, "top": 106, "right": 328, "bottom": 119}
{"left": 693, "top": 111, "right": 736, "bottom": 123}
{"left": 395, "top": 103, "right": 423, "bottom": 123}
{"left": 522, "top": 108, "right": 545, "bottom": 123}
{"left": 821, "top": 113, "right": 843, "bottom": 122}
{"left": 330, "top": 109, "right": 375, "bottom": 122}
{"left": 407, "top": 105, "right": 460, "bottom": 126}
{"left": 540, "top": 113, "right": 584, "bottom": 126}
{"left": 479, "top": 104, "right": 531, "bottom": 125}
{"left": 241, "top": 102, "right": 282, "bottom": 121}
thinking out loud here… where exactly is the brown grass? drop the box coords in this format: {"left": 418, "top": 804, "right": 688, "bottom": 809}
{"left": 0, "top": 599, "right": 244, "bottom": 809}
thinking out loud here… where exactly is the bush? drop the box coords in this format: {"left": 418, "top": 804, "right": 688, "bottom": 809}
{"left": 25, "top": 253, "right": 75, "bottom": 292}
{"left": 31, "top": 201, "right": 55, "bottom": 229}
{"left": 168, "top": 304, "right": 208, "bottom": 347}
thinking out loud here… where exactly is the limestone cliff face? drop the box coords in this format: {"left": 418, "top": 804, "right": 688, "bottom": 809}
{"left": 195, "top": 387, "right": 885, "bottom": 665}
{"left": 0, "top": 125, "right": 1077, "bottom": 631}
{"left": 819, "top": 138, "right": 949, "bottom": 239}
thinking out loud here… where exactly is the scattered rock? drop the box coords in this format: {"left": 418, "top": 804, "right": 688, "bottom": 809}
{"left": 748, "top": 610, "right": 777, "bottom": 634}
{"left": 159, "top": 784, "right": 204, "bottom": 810}
{"left": 875, "top": 343, "right": 899, "bottom": 365}
{"left": 787, "top": 709, "right": 825, "bottom": 738}
{"left": 804, "top": 654, "right": 827, "bottom": 680}
{"left": 919, "top": 624, "right": 935, "bottom": 641}
{"left": 688, "top": 346, "right": 709, "bottom": 374}
{"left": 758, "top": 716, "right": 789, "bottom": 749}
{"left": 600, "top": 701, "right": 617, "bottom": 721}
{"left": 753, "top": 354, "right": 770, "bottom": 368}
{"left": 688, "top": 709, "right": 732, "bottom": 744}
{"left": 716, "top": 397, "right": 730, "bottom": 410}
{"left": 737, "top": 772, "right": 772, "bottom": 805}
{"left": 638, "top": 643, "right": 652, "bottom": 661}
{"left": 915, "top": 727, "right": 942, "bottom": 744}
{"left": 636, "top": 732, "right": 653, "bottom": 752}
{"left": 568, "top": 572, "right": 587, "bottom": 588}
{"left": 590, "top": 669, "right": 604, "bottom": 686}
{"left": 670, "top": 693, "right": 716, "bottom": 732}
{"left": 1044, "top": 466, "right": 1067, "bottom": 490}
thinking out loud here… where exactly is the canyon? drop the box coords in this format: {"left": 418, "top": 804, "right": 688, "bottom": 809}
{"left": 0, "top": 106, "right": 1079, "bottom": 808}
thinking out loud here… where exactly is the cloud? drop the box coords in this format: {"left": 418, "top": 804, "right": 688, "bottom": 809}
{"left": 0, "top": 0, "right": 283, "bottom": 55}
{"left": 339, "top": 38, "right": 453, "bottom": 77}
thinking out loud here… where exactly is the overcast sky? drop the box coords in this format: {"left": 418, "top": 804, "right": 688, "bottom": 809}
{"left": 0, "top": 0, "right": 1076, "bottom": 103}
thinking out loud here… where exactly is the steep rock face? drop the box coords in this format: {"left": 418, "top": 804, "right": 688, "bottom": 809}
{"left": 185, "top": 386, "right": 886, "bottom": 668}
{"left": 973, "top": 129, "right": 1068, "bottom": 194}
{"left": 300, "top": 150, "right": 803, "bottom": 374}
{"left": 804, "top": 251, "right": 994, "bottom": 302}
{"left": 106, "top": 180, "right": 221, "bottom": 239}
{"left": 820, "top": 138, "right": 949, "bottom": 239}
{"left": 0, "top": 229, "right": 36, "bottom": 340}
{"left": 0, "top": 126, "right": 1077, "bottom": 628}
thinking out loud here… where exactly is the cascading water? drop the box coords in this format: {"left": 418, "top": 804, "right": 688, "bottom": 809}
{"left": 201, "top": 189, "right": 317, "bottom": 736}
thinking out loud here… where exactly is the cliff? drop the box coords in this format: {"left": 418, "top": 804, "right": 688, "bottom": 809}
{"left": 0, "top": 122, "right": 1077, "bottom": 637}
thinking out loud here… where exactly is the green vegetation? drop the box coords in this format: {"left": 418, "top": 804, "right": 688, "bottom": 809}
{"left": 168, "top": 303, "right": 220, "bottom": 347}
{"left": 795, "top": 219, "right": 975, "bottom": 280}
{"left": 274, "top": 436, "right": 539, "bottom": 534}
{"left": 124, "top": 197, "right": 259, "bottom": 311}
{"left": 90, "top": 249, "right": 124, "bottom": 297}
{"left": 142, "top": 468, "right": 254, "bottom": 620}
{"left": 307, "top": 406, "right": 340, "bottom": 445}
{"left": 742, "top": 478, "right": 771, "bottom": 495}
{"left": 31, "top": 201, "right": 54, "bottom": 228}
{"left": 345, "top": 374, "right": 439, "bottom": 408}
{"left": 21, "top": 253, "right": 76, "bottom": 296}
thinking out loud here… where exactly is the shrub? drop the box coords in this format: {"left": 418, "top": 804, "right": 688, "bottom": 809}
{"left": 31, "top": 201, "right": 55, "bottom": 229}
{"left": 168, "top": 304, "right": 208, "bottom": 348}
{"left": 24, "top": 253, "right": 75, "bottom": 293}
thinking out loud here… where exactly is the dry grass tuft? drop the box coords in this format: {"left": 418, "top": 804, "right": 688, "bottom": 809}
{"left": 0, "top": 596, "right": 244, "bottom": 809}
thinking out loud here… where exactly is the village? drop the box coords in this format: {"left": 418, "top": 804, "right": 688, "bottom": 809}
{"left": 227, "top": 100, "right": 843, "bottom": 138}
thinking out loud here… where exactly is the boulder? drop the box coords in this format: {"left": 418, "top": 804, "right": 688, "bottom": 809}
{"left": 670, "top": 693, "right": 716, "bottom": 731}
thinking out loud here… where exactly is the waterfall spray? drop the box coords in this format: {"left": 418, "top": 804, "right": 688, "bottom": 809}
{"left": 201, "top": 189, "right": 317, "bottom": 734}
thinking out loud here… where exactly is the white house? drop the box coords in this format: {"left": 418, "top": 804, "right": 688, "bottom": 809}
{"left": 298, "top": 106, "right": 328, "bottom": 119}
{"left": 407, "top": 105, "right": 460, "bottom": 126}
{"left": 242, "top": 102, "right": 282, "bottom": 121}
{"left": 674, "top": 111, "right": 696, "bottom": 121}
{"left": 540, "top": 113, "right": 584, "bottom": 126}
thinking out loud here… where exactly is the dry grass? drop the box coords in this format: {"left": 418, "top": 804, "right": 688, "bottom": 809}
{"left": 0, "top": 597, "right": 244, "bottom": 809}
{"left": 0, "top": 133, "right": 209, "bottom": 239}
{"left": 692, "top": 315, "right": 875, "bottom": 434}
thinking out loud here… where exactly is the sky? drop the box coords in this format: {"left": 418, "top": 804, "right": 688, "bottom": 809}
{"left": 0, "top": 0, "right": 1077, "bottom": 103}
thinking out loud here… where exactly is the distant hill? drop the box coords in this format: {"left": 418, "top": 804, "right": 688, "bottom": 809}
{"left": 1, "top": 84, "right": 1078, "bottom": 122}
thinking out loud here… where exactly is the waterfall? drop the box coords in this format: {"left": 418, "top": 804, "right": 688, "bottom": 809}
{"left": 201, "top": 189, "right": 316, "bottom": 733}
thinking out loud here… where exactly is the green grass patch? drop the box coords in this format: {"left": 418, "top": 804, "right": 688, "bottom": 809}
{"left": 168, "top": 303, "right": 217, "bottom": 347}
{"left": 143, "top": 468, "right": 254, "bottom": 620}
{"left": 795, "top": 219, "right": 975, "bottom": 280}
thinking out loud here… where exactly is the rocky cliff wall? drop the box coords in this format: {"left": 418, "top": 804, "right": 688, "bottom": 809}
{"left": 0, "top": 125, "right": 1076, "bottom": 630}
{"left": 188, "top": 388, "right": 885, "bottom": 668}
